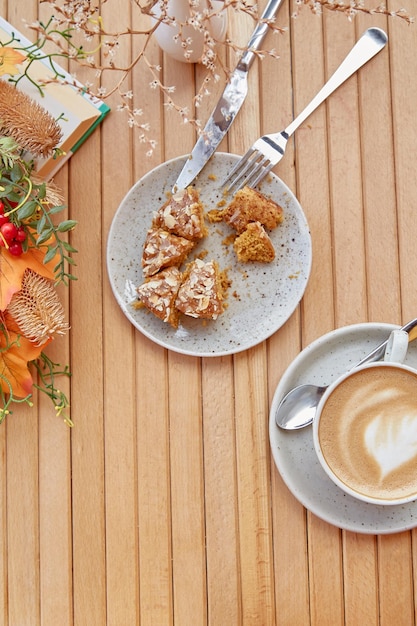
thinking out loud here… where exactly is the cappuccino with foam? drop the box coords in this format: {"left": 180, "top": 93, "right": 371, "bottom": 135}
{"left": 315, "top": 363, "right": 417, "bottom": 504}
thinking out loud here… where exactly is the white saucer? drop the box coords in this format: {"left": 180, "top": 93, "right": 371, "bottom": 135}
{"left": 269, "top": 323, "right": 417, "bottom": 534}
{"left": 106, "top": 153, "right": 312, "bottom": 357}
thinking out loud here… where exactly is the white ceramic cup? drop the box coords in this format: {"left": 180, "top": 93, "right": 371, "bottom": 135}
{"left": 313, "top": 329, "right": 417, "bottom": 505}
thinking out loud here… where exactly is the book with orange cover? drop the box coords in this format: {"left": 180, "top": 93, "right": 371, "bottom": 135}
{"left": 0, "top": 16, "right": 110, "bottom": 179}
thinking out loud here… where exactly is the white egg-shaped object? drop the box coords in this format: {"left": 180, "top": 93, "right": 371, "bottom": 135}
{"left": 151, "top": 0, "right": 227, "bottom": 63}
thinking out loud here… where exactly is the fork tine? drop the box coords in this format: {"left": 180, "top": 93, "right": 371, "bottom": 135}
{"left": 226, "top": 152, "right": 273, "bottom": 193}
{"left": 224, "top": 149, "right": 269, "bottom": 192}
{"left": 223, "top": 147, "right": 256, "bottom": 188}
{"left": 240, "top": 155, "right": 270, "bottom": 188}
{"left": 245, "top": 160, "right": 275, "bottom": 189}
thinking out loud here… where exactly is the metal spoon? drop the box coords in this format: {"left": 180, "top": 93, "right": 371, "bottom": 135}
{"left": 275, "top": 318, "right": 417, "bottom": 431}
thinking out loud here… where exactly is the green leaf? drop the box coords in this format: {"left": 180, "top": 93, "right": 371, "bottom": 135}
{"left": 62, "top": 241, "right": 78, "bottom": 253}
{"left": 10, "top": 164, "right": 22, "bottom": 182}
{"left": 43, "top": 245, "right": 58, "bottom": 264}
{"left": 48, "top": 204, "right": 66, "bottom": 215}
{"left": 37, "top": 213, "right": 46, "bottom": 233}
{"left": 36, "top": 226, "right": 53, "bottom": 245}
{"left": 17, "top": 200, "right": 37, "bottom": 220}
{"left": 36, "top": 184, "right": 47, "bottom": 200}
{"left": 57, "top": 220, "right": 77, "bottom": 232}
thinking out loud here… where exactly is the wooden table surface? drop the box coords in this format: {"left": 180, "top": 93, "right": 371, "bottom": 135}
{"left": 3, "top": 0, "right": 417, "bottom": 624}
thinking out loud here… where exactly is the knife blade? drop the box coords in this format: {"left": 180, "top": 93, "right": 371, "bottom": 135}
{"left": 173, "top": 0, "right": 285, "bottom": 191}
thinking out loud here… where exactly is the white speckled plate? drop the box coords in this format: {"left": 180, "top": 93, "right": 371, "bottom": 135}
{"left": 106, "top": 153, "right": 312, "bottom": 357}
{"left": 269, "top": 323, "right": 417, "bottom": 534}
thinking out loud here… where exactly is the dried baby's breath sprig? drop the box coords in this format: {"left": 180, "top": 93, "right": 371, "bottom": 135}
{"left": 0, "top": 80, "right": 62, "bottom": 156}
{"left": 293, "top": 1, "right": 414, "bottom": 24}
{"left": 25, "top": 0, "right": 411, "bottom": 152}
{"left": 6, "top": 269, "right": 69, "bottom": 345}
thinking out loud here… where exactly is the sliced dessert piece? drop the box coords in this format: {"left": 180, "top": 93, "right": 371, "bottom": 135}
{"left": 222, "top": 185, "right": 284, "bottom": 233}
{"left": 136, "top": 267, "right": 183, "bottom": 328}
{"left": 233, "top": 221, "right": 275, "bottom": 263}
{"left": 176, "top": 258, "right": 225, "bottom": 320}
{"left": 141, "top": 227, "right": 195, "bottom": 277}
{"left": 153, "top": 187, "right": 207, "bottom": 241}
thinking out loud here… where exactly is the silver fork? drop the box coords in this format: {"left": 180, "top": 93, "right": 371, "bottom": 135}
{"left": 223, "top": 27, "right": 388, "bottom": 192}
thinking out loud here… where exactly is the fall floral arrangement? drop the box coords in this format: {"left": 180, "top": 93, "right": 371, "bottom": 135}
{"left": 0, "top": 46, "right": 75, "bottom": 425}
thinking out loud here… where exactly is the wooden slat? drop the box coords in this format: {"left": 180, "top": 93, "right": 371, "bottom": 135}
{"left": 0, "top": 420, "right": 6, "bottom": 626}
{"left": 4, "top": 3, "right": 42, "bottom": 624}
{"left": 6, "top": 406, "right": 40, "bottom": 625}
{"left": 356, "top": 8, "right": 401, "bottom": 324}
{"left": 38, "top": 281, "right": 73, "bottom": 626}
{"left": 202, "top": 356, "right": 240, "bottom": 624}
{"left": 227, "top": 3, "right": 276, "bottom": 623}
{"left": 136, "top": 337, "right": 172, "bottom": 624}
{"left": 342, "top": 533, "right": 378, "bottom": 625}
{"left": 290, "top": 5, "right": 335, "bottom": 345}
{"left": 265, "top": 5, "right": 311, "bottom": 624}
{"left": 378, "top": 533, "right": 415, "bottom": 625}
{"left": 130, "top": 10, "right": 176, "bottom": 626}
{"left": 234, "top": 345, "right": 275, "bottom": 624}
{"left": 168, "top": 352, "right": 207, "bottom": 624}
{"left": 388, "top": 0, "right": 417, "bottom": 322}
{"left": 100, "top": 1, "right": 142, "bottom": 623}
{"left": 69, "top": 133, "right": 107, "bottom": 624}
{"left": 323, "top": 12, "right": 368, "bottom": 328}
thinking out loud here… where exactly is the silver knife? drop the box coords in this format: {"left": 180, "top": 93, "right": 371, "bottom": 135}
{"left": 173, "top": 0, "right": 285, "bottom": 191}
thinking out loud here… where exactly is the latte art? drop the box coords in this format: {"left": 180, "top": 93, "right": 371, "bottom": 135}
{"left": 364, "top": 409, "right": 417, "bottom": 479}
{"left": 318, "top": 366, "right": 417, "bottom": 502}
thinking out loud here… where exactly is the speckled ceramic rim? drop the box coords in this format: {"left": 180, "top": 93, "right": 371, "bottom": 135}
{"left": 269, "top": 323, "right": 417, "bottom": 534}
{"left": 106, "top": 152, "right": 312, "bottom": 357}
{"left": 313, "top": 360, "right": 417, "bottom": 506}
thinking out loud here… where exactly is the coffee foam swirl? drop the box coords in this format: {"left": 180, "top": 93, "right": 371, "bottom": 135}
{"left": 360, "top": 388, "right": 417, "bottom": 479}
{"left": 318, "top": 366, "right": 417, "bottom": 501}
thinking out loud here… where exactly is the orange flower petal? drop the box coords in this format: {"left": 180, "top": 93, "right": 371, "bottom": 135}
{"left": 0, "top": 245, "right": 58, "bottom": 311}
{"left": 0, "top": 47, "right": 26, "bottom": 77}
{"left": 0, "top": 319, "right": 44, "bottom": 398}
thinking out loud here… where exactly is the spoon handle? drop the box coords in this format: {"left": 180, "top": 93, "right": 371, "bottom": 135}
{"left": 356, "top": 318, "right": 417, "bottom": 367}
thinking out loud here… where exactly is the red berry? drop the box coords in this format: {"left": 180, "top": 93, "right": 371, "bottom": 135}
{"left": 0, "top": 201, "right": 5, "bottom": 214}
{"left": 1, "top": 222, "right": 17, "bottom": 243}
{"left": 8, "top": 242, "right": 23, "bottom": 256}
{"left": 15, "top": 227, "right": 26, "bottom": 242}
{"left": 0, "top": 215, "right": 9, "bottom": 227}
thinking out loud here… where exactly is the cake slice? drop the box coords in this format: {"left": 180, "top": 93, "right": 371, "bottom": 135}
{"left": 175, "top": 258, "right": 225, "bottom": 320}
{"left": 136, "top": 267, "right": 183, "bottom": 328}
{"left": 233, "top": 221, "right": 275, "bottom": 263}
{"left": 141, "top": 227, "right": 195, "bottom": 277}
{"left": 222, "top": 186, "right": 284, "bottom": 233}
{"left": 153, "top": 187, "right": 207, "bottom": 241}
